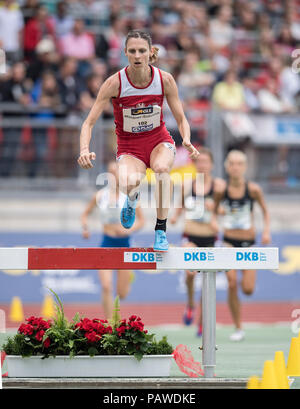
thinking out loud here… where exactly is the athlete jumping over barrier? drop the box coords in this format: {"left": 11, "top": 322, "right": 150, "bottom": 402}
{"left": 77, "top": 29, "right": 200, "bottom": 252}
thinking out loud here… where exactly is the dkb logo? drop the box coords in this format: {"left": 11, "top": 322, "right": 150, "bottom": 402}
{"left": 236, "top": 251, "right": 266, "bottom": 261}
{"left": 184, "top": 252, "right": 208, "bottom": 261}
{"left": 132, "top": 253, "right": 156, "bottom": 262}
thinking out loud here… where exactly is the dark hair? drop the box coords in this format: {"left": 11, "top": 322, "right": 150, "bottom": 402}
{"left": 125, "top": 30, "right": 159, "bottom": 63}
{"left": 193, "top": 146, "right": 214, "bottom": 163}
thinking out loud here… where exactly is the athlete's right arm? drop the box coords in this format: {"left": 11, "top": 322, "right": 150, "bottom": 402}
{"left": 210, "top": 179, "right": 226, "bottom": 233}
{"left": 78, "top": 74, "right": 119, "bottom": 169}
{"left": 81, "top": 192, "right": 98, "bottom": 238}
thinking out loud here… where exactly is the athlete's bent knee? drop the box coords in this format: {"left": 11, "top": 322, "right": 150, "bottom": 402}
{"left": 152, "top": 164, "right": 170, "bottom": 174}
{"left": 118, "top": 288, "right": 130, "bottom": 300}
{"left": 242, "top": 286, "right": 255, "bottom": 296}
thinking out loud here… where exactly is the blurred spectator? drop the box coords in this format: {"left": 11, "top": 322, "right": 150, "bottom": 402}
{"left": 95, "top": 33, "right": 109, "bottom": 62}
{"left": 79, "top": 72, "right": 112, "bottom": 118}
{"left": 59, "top": 18, "right": 95, "bottom": 61}
{"left": 209, "top": 5, "right": 234, "bottom": 52}
{"left": 53, "top": 1, "right": 74, "bottom": 39}
{"left": 56, "top": 56, "right": 83, "bottom": 112}
{"left": 89, "top": 58, "right": 108, "bottom": 78}
{"left": 31, "top": 70, "right": 61, "bottom": 113}
{"left": 212, "top": 69, "right": 247, "bottom": 111}
{"left": 276, "top": 22, "right": 297, "bottom": 57}
{"left": 257, "top": 27, "right": 276, "bottom": 60}
{"left": 279, "top": 59, "right": 300, "bottom": 107}
{"left": 0, "top": 61, "right": 31, "bottom": 106}
{"left": 106, "top": 15, "right": 127, "bottom": 69}
{"left": 263, "top": 0, "right": 285, "bottom": 32}
{"left": 23, "top": 4, "right": 56, "bottom": 61}
{"left": 257, "top": 77, "right": 295, "bottom": 114}
{"left": 0, "top": 0, "right": 24, "bottom": 64}
{"left": 67, "top": 0, "right": 110, "bottom": 24}
{"left": 26, "top": 37, "right": 59, "bottom": 84}
{"left": 241, "top": 75, "right": 260, "bottom": 112}
{"left": 21, "top": 0, "right": 39, "bottom": 24}
{"left": 177, "top": 50, "right": 215, "bottom": 101}
{"left": 286, "top": 6, "right": 300, "bottom": 41}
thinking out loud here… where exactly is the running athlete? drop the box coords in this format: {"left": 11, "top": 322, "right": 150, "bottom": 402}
{"left": 78, "top": 30, "right": 199, "bottom": 252}
{"left": 213, "top": 150, "right": 271, "bottom": 341}
{"left": 170, "top": 147, "right": 224, "bottom": 336}
{"left": 81, "top": 160, "right": 145, "bottom": 319}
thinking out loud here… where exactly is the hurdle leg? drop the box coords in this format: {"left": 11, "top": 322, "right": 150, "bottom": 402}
{"left": 201, "top": 270, "right": 216, "bottom": 378}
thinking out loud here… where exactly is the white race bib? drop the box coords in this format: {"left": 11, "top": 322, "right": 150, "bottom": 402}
{"left": 223, "top": 203, "right": 252, "bottom": 230}
{"left": 123, "top": 105, "right": 161, "bottom": 133}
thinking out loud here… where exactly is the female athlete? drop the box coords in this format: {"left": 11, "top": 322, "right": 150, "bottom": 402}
{"left": 78, "top": 30, "right": 199, "bottom": 251}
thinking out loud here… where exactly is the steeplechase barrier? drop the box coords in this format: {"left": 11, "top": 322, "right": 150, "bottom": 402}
{"left": 0, "top": 246, "right": 279, "bottom": 379}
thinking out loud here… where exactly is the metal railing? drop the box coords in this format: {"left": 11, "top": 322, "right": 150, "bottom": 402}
{"left": 0, "top": 105, "right": 300, "bottom": 194}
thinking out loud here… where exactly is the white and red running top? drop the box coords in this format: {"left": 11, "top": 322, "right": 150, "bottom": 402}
{"left": 112, "top": 65, "right": 170, "bottom": 141}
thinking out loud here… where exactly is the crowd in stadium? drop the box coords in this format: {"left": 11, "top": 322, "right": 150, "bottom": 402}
{"left": 0, "top": 0, "right": 300, "bottom": 118}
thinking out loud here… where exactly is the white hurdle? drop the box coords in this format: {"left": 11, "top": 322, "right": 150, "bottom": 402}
{"left": 0, "top": 246, "right": 279, "bottom": 378}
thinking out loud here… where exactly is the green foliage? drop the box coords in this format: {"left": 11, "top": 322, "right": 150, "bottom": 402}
{"left": 108, "top": 295, "right": 122, "bottom": 330}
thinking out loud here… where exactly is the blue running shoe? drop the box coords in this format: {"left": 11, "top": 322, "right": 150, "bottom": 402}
{"left": 153, "top": 229, "right": 169, "bottom": 252}
{"left": 120, "top": 193, "right": 139, "bottom": 229}
{"left": 183, "top": 306, "right": 195, "bottom": 326}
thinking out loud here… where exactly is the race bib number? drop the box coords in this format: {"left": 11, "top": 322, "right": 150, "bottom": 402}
{"left": 123, "top": 105, "right": 161, "bottom": 133}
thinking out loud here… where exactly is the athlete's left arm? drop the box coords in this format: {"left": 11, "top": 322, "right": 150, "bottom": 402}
{"left": 249, "top": 182, "right": 271, "bottom": 245}
{"left": 162, "top": 71, "right": 199, "bottom": 159}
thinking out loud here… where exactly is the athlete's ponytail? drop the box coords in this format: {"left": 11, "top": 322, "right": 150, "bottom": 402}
{"left": 150, "top": 46, "right": 159, "bottom": 64}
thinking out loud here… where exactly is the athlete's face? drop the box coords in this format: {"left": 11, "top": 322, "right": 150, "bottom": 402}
{"left": 225, "top": 155, "right": 247, "bottom": 179}
{"left": 194, "top": 153, "right": 213, "bottom": 175}
{"left": 125, "top": 38, "right": 151, "bottom": 69}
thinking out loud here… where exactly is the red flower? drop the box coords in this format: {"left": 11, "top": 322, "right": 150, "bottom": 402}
{"left": 18, "top": 323, "right": 34, "bottom": 336}
{"left": 116, "top": 324, "right": 127, "bottom": 337}
{"left": 85, "top": 331, "right": 100, "bottom": 343}
{"left": 35, "top": 330, "right": 45, "bottom": 342}
{"left": 43, "top": 337, "right": 51, "bottom": 348}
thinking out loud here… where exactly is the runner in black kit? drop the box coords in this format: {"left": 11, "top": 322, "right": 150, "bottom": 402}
{"left": 170, "top": 147, "right": 224, "bottom": 336}
{"left": 213, "top": 150, "right": 271, "bottom": 341}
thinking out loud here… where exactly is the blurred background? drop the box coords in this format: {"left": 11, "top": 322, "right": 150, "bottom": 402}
{"left": 0, "top": 0, "right": 300, "bottom": 329}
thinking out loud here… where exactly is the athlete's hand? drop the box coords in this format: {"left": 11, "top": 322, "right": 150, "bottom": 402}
{"left": 82, "top": 229, "right": 90, "bottom": 239}
{"left": 210, "top": 216, "right": 219, "bottom": 234}
{"left": 78, "top": 151, "right": 96, "bottom": 169}
{"left": 261, "top": 231, "right": 271, "bottom": 245}
{"left": 182, "top": 140, "right": 199, "bottom": 160}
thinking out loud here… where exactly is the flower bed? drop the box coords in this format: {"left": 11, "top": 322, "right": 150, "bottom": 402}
{"left": 1, "top": 291, "right": 174, "bottom": 377}
{"left": 2, "top": 292, "right": 173, "bottom": 361}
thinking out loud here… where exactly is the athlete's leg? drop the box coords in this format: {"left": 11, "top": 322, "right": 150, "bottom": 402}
{"left": 116, "top": 270, "right": 132, "bottom": 300}
{"left": 182, "top": 240, "right": 197, "bottom": 324}
{"left": 117, "top": 154, "right": 146, "bottom": 198}
{"left": 226, "top": 268, "right": 241, "bottom": 329}
{"left": 98, "top": 270, "right": 114, "bottom": 319}
{"left": 150, "top": 142, "right": 175, "bottom": 251}
{"left": 241, "top": 269, "right": 256, "bottom": 295}
{"left": 117, "top": 155, "right": 146, "bottom": 228}
{"left": 150, "top": 142, "right": 175, "bottom": 221}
